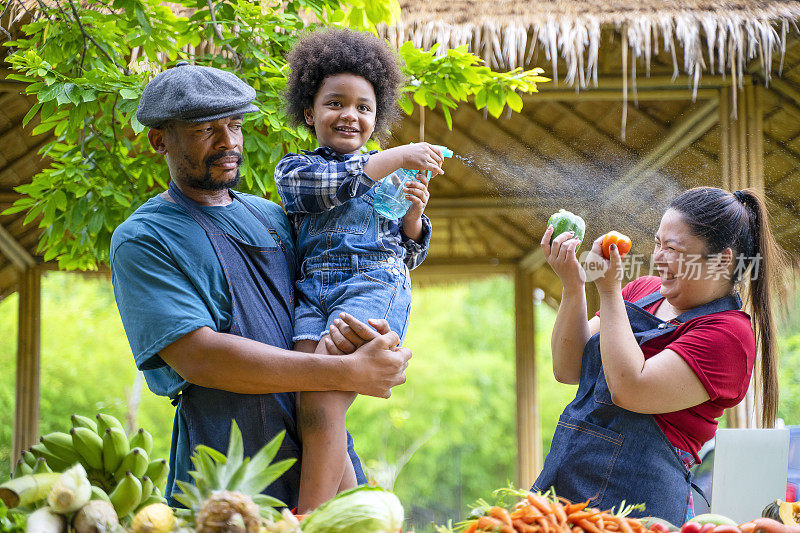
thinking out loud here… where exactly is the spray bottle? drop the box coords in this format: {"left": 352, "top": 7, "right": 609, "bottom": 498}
{"left": 373, "top": 144, "right": 454, "bottom": 219}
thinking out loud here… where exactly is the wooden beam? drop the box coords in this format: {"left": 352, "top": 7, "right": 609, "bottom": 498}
{"left": 601, "top": 99, "right": 719, "bottom": 202}
{"left": 765, "top": 77, "right": 800, "bottom": 109}
{"left": 426, "top": 196, "right": 572, "bottom": 218}
{"left": 550, "top": 102, "right": 638, "bottom": 157}
{"left": 519, "top": 248, "right": 546, "bottom": 273}
{"left": 0, "top": 222, "right": 35, "bottom": 269}
{"left": 514, "top": 266, "right": 541, "bottom": 488}
{"left": 474, "top": 216, "right": 528, "bottom": 254}
{"left": 13, "top": 266, "right": 40, "bottom": 465}
{"left": 0, "top": 192, "right": 22, "bottom": 203}
{"left": 527, "top": 88, "right": 720, "bottom": 102}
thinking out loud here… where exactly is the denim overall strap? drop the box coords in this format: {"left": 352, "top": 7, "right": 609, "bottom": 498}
{"left": 163, "top": 181, "right": 302, "bottom": 508}
{"left": 534, "top": 288, "right": 741, "bottom": 525}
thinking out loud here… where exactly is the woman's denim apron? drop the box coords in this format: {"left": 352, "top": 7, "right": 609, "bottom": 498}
{"left": 164, "top": 181, "right": 365, "bottom": 509}
{"left": 533, "top": 289, "right": 741, "bottom": 525}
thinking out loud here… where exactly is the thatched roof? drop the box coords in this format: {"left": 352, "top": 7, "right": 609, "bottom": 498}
{"left": 383, "top": 0, "right": 800, "bottom": 92}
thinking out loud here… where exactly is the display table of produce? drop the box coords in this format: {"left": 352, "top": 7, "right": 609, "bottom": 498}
{"left": 3, "top": 414, "right": 800, "bottom": 533}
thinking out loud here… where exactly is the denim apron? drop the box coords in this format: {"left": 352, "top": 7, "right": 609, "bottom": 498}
{"left": 163, "top": 181, "right": 365, "bottom": 509}
{"left": 533, "top": 289, "right": 741, "bottom": 525}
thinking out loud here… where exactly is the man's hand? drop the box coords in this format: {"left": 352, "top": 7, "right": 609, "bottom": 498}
{"left": 348, "top": 331, "right": 411, "bottom": 398}
{"left": 324, "top": 312, "right": 390, "bottom": 354}
{"left": 324, "top": 313, "right": 410, "bottom": 398}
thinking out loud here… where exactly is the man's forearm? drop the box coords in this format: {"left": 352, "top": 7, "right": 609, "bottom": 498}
{"left": 160, "top": 327, "right": 346, "bottom": 394}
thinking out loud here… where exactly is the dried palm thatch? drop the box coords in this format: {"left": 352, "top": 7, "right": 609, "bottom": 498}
{"left": 382, "top": 1, "right": 800, "bottom": 92}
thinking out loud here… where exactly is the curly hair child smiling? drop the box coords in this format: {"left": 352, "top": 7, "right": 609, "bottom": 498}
{"left": 275, "top": 28, "right": 447, "bottom": 512}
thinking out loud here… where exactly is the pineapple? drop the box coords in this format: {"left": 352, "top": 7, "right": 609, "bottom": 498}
{"left": 172, "top": 421, "right": 296, "bottom": 533}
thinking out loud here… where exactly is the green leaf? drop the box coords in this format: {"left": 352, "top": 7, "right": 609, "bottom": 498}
{"left": 130, "top": 115, "right": 145, "bottom": 135}
{"left": 119, "top": 88, "right": 139, "bottom": 100}
{"left": 443, "top": 106, "right": 453, "bottom": 130}
{"left": 474, "top": 88, "right": 487, "bottom": 110}
{"left": 52, "top": 189, "right": 67, "bottom": 210}
{"left": 486, "top": 89, "right": 505, "bottom": 118}
{"left": 31, "top": 120, "right": 57, "bottom": 136}
{"left": 506, "top": 90, "right": 523, "bottom": 112}
{"left": 246, "top": 430, "right": 284, "bottom": 476}
{"left": 251, "top": 494, "right": 287, "bottom": 509}
{"left": 22, "top": 102, "right": 42, "bottom": 128}
{"left": 225, "top": 420, "right": 244, "bottom": 466}
{"left": 238, "top": 458, "right": 296, "bottom": 495}
{"left": 38, "top": 83, "right": 61, "bottom": 103}
{"left": 135, "top": 5, "right": 151, "bottom": 34}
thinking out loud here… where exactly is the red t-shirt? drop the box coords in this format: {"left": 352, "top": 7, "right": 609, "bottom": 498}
{"left": 598, "top": 276, "right": 756, "bottom": 462}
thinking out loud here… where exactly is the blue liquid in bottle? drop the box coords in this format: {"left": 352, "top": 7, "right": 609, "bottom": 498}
{"left": 373, "top": 145, "right": 453, "bottom": 219}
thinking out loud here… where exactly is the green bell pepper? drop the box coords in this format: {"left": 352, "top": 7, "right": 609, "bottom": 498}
{"left": 547, "top": 209, "right": 586, "bottom": 248}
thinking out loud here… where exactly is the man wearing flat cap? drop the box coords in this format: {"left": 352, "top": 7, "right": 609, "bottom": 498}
{"left": 110, "top": 62, "right": 411, "bottom": 508}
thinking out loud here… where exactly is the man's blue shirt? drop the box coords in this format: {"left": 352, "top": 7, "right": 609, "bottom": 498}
{"left": 110, "top": 192, "right": 296, "bottom": 397}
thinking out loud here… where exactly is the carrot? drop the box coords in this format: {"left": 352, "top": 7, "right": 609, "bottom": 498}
{"left": 514, "top": 519, "right": 538, "bottom": 533}
{"left": 476, "top": 515, "right": 513, "bottom": 533}
{"left": 565, "top": 501, "right": 590, "bottom": 514}
{"left": 528, "top": 493, "right": 556, "bottom": 515}
{"left": 537, "top": 517, "right": 552, "bottom": 533}
{"left": 477, "top": 516, "right": 501, "bottom": 529}
{"left": 464, "top": 522, "right": 479, "bottom": 533}
{"left": 578, "top": 519, "right": 603, "bottom": 533}
{"left": 552, "top": 501, "right": 568, "bottom": 525}
{"left": 573, "top": 527, "right": 584, "bottom": 533}
{"left": 626, "top": 518, "right": 645, "bottom": 532}
{"left": 587, "top": 512, "right": 606, "bottom": 523}
{"left": 490, "top": 507, "right": 513, "bottom": 528}
{"left": 567, "top": 511, "right": 593, "bottom": 524}
{"left": 615, "top": 516, "right": 634, "bottom": 533}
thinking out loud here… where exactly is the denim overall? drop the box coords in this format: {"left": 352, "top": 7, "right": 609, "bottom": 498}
{"left": 164, "top": 181, "right": 365, "bottom": 509}
{"left": 293, "top": 186, "right": 413, "bottom": 343}
{"left": 533, "top": 290, "right": 741, "bottom": 525}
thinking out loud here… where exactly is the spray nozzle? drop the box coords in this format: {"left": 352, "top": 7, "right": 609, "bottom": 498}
{"left": 431, "top": 144, "right": 454, "bottom": 159}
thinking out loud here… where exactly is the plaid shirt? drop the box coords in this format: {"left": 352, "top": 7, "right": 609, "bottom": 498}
{"left": 275, "top": 146, "right": 431, "bottom": 270}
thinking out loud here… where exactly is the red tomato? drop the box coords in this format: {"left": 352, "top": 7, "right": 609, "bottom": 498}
{"left": 683, "top": 522, "right": 703, "bottom": 533}
{"left": 601, "top": 231, "right": 632, "bottom": 259}
{"left": 700, "top": 524, "right": 716, "bottom": 533}
{"left": 651, "top": 524, "right": 670, "bottom": 533}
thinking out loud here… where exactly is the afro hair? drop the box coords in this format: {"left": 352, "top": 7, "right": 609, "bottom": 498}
{"left": 284, "top": 28, "right": 404, "bottom": 143}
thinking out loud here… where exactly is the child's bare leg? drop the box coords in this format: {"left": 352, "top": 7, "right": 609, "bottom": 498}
{"left": 295, "top": 338, "right": 357, "bottom": 512}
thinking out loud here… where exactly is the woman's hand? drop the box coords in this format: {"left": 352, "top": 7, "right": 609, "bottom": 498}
{"left": 324, "top": 312, "right": 392, "bottom": 355}
{"left": 586, "top": 235, "right": 624, "bottom": 295}
{"left": 541, "top": 225, "right": 585, "bottom": 291}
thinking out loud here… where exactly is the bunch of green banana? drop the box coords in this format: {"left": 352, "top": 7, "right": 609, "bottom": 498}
{"left": 23, "top": 413, "right": 170, "bottom": 520}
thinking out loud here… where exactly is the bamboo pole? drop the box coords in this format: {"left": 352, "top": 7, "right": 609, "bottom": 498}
{"left": 515, "top": 267, "right": 541, "bottom": 489}
{"left": 12, "top": 266, "right": 41, "bottom": 466}
{"left": 737, "top": 85, "right": 748, "bottom": 188}
{"left": 719, "top": 86, "right": 731, "bottom": 191}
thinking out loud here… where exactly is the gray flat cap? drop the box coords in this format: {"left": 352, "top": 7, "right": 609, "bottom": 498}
{"left": 137, "top": 61, "right": 258, "bottom": 127}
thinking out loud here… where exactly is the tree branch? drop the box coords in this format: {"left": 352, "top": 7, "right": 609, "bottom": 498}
{"left": 205, "top": 0, "right": 241, "bottom": 71}
{"left": 0, "top": 1, "right": 15, "bottom": 42}
{"left": 66, "top": 0, "right": 129, "bottom": 75}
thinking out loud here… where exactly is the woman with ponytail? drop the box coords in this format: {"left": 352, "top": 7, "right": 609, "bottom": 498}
{"left": 534, "top": 187, "right": 787, "bottom": 526}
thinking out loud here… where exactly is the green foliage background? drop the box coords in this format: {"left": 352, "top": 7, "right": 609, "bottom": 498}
{"left": 3, "top": 0, "right": 547, "bottom": 270}
{"left": 0, "top": 273, "right": 575, "bottom": 531}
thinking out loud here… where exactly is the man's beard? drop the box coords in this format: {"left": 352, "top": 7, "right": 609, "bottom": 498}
{"left": 181, "top": 151, "right": 244, "bottom": 191}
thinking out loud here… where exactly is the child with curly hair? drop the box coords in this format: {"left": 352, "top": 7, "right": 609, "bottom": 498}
{"left": 275, "top": 28, "right": 445, "bottom": 511}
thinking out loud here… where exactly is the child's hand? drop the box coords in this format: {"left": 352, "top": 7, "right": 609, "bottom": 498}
{"left": 401, "top": 174, "right": 430, "bottom": 233}
{"left": 399, "top": 142, "right": 444, "bottom": 176}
